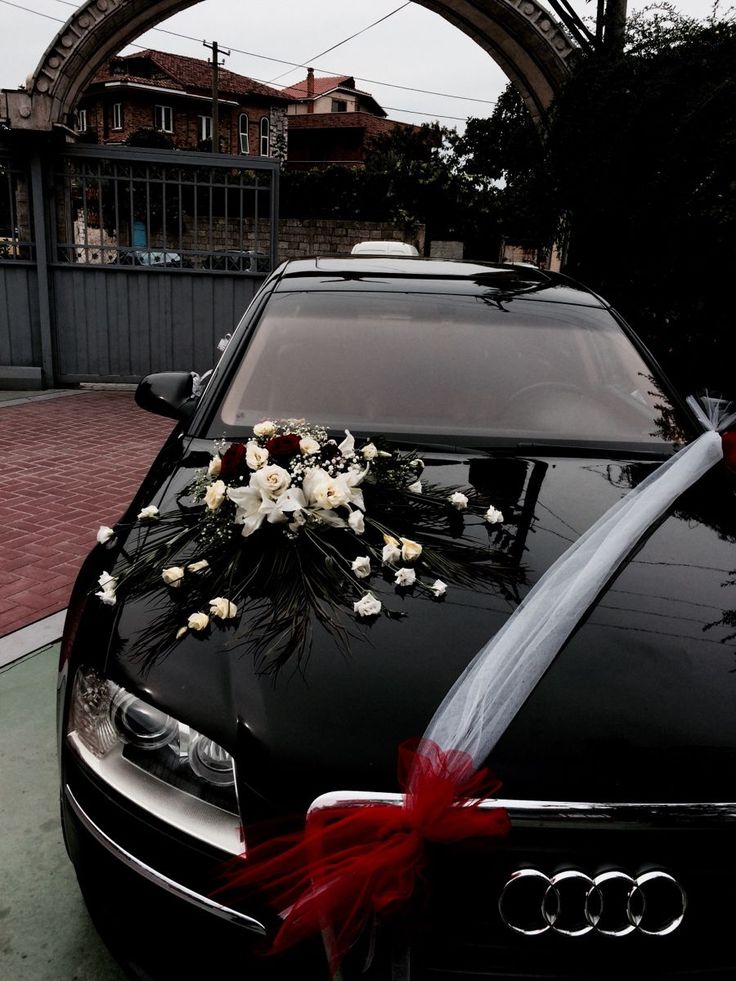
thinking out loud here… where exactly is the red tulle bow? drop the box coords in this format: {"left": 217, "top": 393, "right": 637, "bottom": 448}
{"left": 722, "top": 432, "right": 736, "bottom": 472}
{"left": 216, "top": 740, "right": 510, "bottom": 972}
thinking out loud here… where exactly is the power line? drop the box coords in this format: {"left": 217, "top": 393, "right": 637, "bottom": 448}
{"left": 268, "top": 2, "right": 410, "bottom": 84}
{"left": 0, "top": 0, "right": 64, "bottom": 22}
{"left": 0, "top": 0, "right": 492, "bottom": 121}
{"left": 45, "top": 0, "right": 497, "bottom": 107}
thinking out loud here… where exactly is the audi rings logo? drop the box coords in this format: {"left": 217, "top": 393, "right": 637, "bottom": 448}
{"left": 498, "top": 869, "right": 687, "bottom": 938}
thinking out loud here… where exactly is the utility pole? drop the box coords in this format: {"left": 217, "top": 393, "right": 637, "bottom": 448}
{"left": 203, "top": 40, "right": 230, "bottom": 152}
{"left": 597, "top": 0, "right": 628, "bottom": 52}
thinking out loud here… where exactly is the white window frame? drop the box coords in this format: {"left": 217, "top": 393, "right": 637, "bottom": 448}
{"left": 154, "top": 105, "right": 174, "bottom": 134}
{"left": 112, "top": 102, "right": 123, "bottom": 130}
{"left": 259, "top": 116, "right": 270, "bottom": 157}
{"left": 198, "top": 114, "right": 213, "bottom": 142}
{"left": 77, "top": 109, "right": 88, "bottom": 132}
{"left": 239, "top": 113, "right": 250, "bottom": 154}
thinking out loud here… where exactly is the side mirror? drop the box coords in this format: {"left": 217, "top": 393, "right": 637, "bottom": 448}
{"left": 135, "top": 372, "right": 197, "bottom": 421}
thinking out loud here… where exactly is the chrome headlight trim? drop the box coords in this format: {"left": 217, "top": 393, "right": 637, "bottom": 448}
{"left": 64, "top": 784, "right": 263, "bottom": 934}
{"left": 68, "top": 731, "right": 243, "bottom": 855}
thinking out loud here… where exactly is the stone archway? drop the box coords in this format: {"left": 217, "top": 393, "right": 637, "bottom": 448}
{"left": 2, "top": 0, "right": 575, "bottom": 132}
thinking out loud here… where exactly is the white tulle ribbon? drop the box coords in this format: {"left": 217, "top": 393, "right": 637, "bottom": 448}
{"left": 422, "top": 416, "right": 727, "bottom": 769}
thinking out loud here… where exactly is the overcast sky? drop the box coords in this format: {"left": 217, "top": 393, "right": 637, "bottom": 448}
{"left": 0, "top": 0, "right": 722, "bottom": 130}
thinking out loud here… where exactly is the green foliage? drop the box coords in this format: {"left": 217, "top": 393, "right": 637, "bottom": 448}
{"left": 451, "top": 88, "right": 555, "bottom": 247}
{"left": 547, "top": 7, "right": 736, "bottom": 389}
{"left": 280, "top": 123, "right": 503, "bottom": 258}
{"left": 125, "top": 127, "right": 175, "bottom": 150}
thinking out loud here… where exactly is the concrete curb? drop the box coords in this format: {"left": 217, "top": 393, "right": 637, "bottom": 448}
{"left": 0, "top": 390, "right": 87, "bottom": 409}
{"left": 0, "top": 610, "right": 67, "bottom": 670}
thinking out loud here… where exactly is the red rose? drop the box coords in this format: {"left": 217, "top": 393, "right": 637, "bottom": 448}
{"left": 265, "top": 433, "right": 301, "bottom": 463}
{"left": 220, "top": 442, "right": 247, "bottom": 481}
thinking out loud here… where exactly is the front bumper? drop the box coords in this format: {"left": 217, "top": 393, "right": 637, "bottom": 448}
{"left": 60, "top": 745, "right": 324, "bottom": 981}
{"left": 313, "top": 793, "right": 736, "bottom": 981}
{"left": 62, "top": 741, "right": 736, "bottom": 981}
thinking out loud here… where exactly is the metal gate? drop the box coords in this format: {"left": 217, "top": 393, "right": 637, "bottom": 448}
{"left": 0, "top": 141, "right": 279, "bottom": 386}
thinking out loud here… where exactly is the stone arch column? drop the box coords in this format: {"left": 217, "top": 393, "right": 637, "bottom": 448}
{"left": 2, "top": 0, "right": 575, "bottom": 131}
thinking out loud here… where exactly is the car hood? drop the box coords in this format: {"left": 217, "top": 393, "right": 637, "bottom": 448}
{"left": 104, "top": 438, "right": 736, "bottom": 809}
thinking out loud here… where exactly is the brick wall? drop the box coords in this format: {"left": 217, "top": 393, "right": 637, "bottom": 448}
{"left": 173, "top": 217, "right": 424, "bottom": 261}
{"left": 278, "top": 218, "right": 425, "bottom": 258}
{"left": 78, "top": 92, "right": 279, "bottom": 158}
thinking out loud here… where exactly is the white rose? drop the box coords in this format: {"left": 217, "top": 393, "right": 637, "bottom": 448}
{"left": 351, "top": 556, "right": 371, "bottom": 579}
{"left": 299, "top": 436, "right": 321, "bottom": 456}
{"left": 407, "top": 480, "right": 423, "bottom": 494}
{"left": 394, "top": 567, "right": 416, "bottom": 587}
{"left": 138, "top": 504, "right": 159, "bottom": 520}
{"left": 253, "top": 421, "right": 277, "bottom": 438}
{"left": 411, "top": 458, "right": 424, "bottom": 471}
{"left": 400, "top": 538, "right": 423, "bottom": 562}
{"left": 162, "top": 566, "right": 185, "bottom": 587}
{"left": 430, "top": 579, "right": 448, "bottom": 598}
{"left": 338, "top": 430, "right": 355, "bottom": 458}
{"left": 484, "top": 506, "right": 504, "bottom": 524}
{"left": 175, "top": 626, "right": 188, "bottom": 640}
{"left": 302, "top": 468, "right": 349, "bottom": 510}
{"left": 382, "top": 543, "right": 402, "bottom": 565}
{"left": 354, "top": 592, "right": 382, "bottom": 618}
{"left": 348, "top": 510, "right": 365, "bottom": 534}
{"left": 208, "top": 454, "right": 222, "bottom": 477}
{"left": 187, "top": 611, "right": 210, "bottom": 632}
{"left": 246, "top": 441, "right": 270, "bottom": 471}
{"left": 209, "top": 596, "right": 238, "bottom": 619}
{"left": 205, "top": 480, "right": 227, "bottom": 511}
{"left": 95, "top": 571, "right": 117, "bottom": 606}
{"left": 449, "top": 492, "right": 468, "bottom": 510}
{"left": 251, "top": 464, "right": 291, "bottom": 499}
{"left": 361, "top": 442, "right": 378, "bottom": 460}
{"left": 186, "top": 559, "right": 209, "bottom": 573}
{"left": 96, "top": 525, "right": 114, "bottom": 544}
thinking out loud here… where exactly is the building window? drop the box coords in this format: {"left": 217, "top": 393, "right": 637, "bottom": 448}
{"left": 154, "top": 105, "right": 173, "bottom": 133}
{"left": 77, "top": 109, "right": 88, "bottom": 132}
{"left": 239, "top": 114, "right": 250, "bottom": 154}
{"left": 331, "top": 99, "right": 348, "bottom": 113}
{"left": 260, "top": 116, "right": 270, "bottom": 156}
{"left": 199, "top": 115, "right": 213, "bottom": 142}
{"left": 112, "top": 103, "right": 123, "bottom": 130}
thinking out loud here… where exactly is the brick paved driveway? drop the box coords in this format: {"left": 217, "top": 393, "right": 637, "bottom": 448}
{"left": 0, "top": 392, "right": 174, "bottom": 638}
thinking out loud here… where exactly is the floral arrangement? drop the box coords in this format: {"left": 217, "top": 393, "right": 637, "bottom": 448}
{"left": 94, "top": 419, "right": 511, "bottom": 671}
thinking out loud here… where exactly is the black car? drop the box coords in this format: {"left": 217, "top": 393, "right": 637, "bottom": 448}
{"left": 58, "top": 258, "right": 736, "bottom": 980}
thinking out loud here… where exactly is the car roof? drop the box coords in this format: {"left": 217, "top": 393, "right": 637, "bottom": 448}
{"left": 272, "top": 256, "right": 607, "bottom": 307}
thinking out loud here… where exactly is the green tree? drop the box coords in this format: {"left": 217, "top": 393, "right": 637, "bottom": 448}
{"left": 451, "top": 87, "right": 555, "bottom": 249}
{"left": 547, "top": 6, "right": 736, "bottom": 389}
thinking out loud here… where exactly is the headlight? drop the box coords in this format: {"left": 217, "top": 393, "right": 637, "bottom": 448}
{"left": 110, "top": 689, "right": 179, "bottom": 750}
{"left": 68, "top": 667, "right": 235, "bottom": 793}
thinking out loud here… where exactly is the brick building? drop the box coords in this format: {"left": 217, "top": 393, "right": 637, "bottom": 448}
{"left": 76, "top": 49, "right": 289, "bottom": 159}
{"left": 282, "top": 69, "right": 414, "bottom": 168}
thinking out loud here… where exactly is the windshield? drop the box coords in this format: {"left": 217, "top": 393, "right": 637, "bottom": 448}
{"left": 218, "top": 290, "right": 683, "bottom": 445}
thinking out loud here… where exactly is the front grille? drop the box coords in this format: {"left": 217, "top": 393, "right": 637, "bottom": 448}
{"left": 346, "top": 823, "right": 736, "bottom": 980}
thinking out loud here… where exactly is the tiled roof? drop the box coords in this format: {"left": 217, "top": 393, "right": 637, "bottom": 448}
{"left": 288, "top": 112, "right": 417, "bottom": 136}
{"left": 94, "top": 49, "right": 290, "bottom": 102}
{"left": 93, "top": 72, "right": 186, "bottom": 91}
{"left": 280, "top": 74, "right": 354, "bottom": 100}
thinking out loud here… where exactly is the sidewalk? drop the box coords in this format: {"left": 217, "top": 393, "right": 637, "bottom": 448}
{"left": 0, "top": 390, "right": 174, "bottom": 639}
{"left": 0, "top": 644, "right": 126, "bottom": 980}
